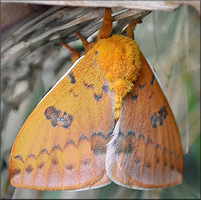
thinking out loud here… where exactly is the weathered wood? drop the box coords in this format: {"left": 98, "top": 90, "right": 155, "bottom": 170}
{"left": 2, "top": 0, "right": 200, "bottom": 14}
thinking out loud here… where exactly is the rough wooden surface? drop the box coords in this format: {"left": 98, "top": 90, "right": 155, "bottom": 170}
{"left": 2, "top": 0, "right": 200, "bottom": 14}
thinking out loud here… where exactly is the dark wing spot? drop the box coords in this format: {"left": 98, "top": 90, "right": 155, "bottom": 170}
{"left": 147, "top": 137, "right": 153, "bottom": 144}
{"left": 44, "top": 106, "right": 73, "bottom": 129}
{"left": 127, "top": 130, "right": 137, "bottom": 137}
{"left": 26, "top": 165, "right": 33, "bottom": 174}
{"left": 102, "top": 85, "right": 109, "bottom": 93}
{"left": 149, "top": 91, "right": 154, "bottom": 99}
{"left": 14, "top": 155, "right": 24, "bottom": 162}
{"left": 82, "top": 159, "right": 91, "bottom": 166}
{"left": 114, "top": 131, "right": 125, "bottom": 154}
{"left": 170, "top": 164, "right": 174, "bottom": 170}
{"left": 83, "top": 81, "right": 94, "bottom": 89}
{"left": 139, "top": 83, "right": 147, "bottom": 89}
{"left": 150, "top": 106, "right": 168, "bottom": 128}
{"left": 146, "top": 163, "right": 151, "bottom": 168}
{"left": 38, "top": 148, "right": 49, "bottom": 156}
{"left": 44, "top": 107, "right": 59, "bottom": 126}
{"left": 63, "top": 115, "right": 73, "bottom": 129}
{"left": 12, "top": 169, "right": 21, "bottom": 177}
{"left": 91, "top": 131, "right": 105, "bottom": 139}
{"left": 69, "top": 89, "right": 78, "bottom": 97}
{"left": 139, "top": 132, "right": 145, "bottom": 139}
{"left": 118, "top": 131, "right": 125, "bottom": 137}
{"left": 155, "top": 144, "right": 161, "bottom": 149}
{"left": 51, "top": 144, "right": 62, "bottom": 152}
{"left": 52, "top": 121, "right": 58, "bottom": 127}
{"left": 132, "top": 94, "right": 138, "bottom": 101}
{"left": 79, "top": 134, "right": 90, "bottom": 142}
{"left": 150, "top": 113, "right": 157, "bottom": 128}
{"left": 44, "top": 106, "right": 59, "bottom": 120}
{"left": 68, "top": 73, "right": 76, "bottom": 84}
{"left": 26, "top": 154, "right": 36, "bottom": 160}
{"left": 151, "top": 74, "right": 155, "bottom": 85}
{"left": 38, "top": 162, "right": 45, "bottom": 169}
{"left": 124, "top": 142, "right": 134, "bottom": 154}
{"left": 94, "top": 93, "right": 103, "bottom": 101}
{"left": 65, "top": 139, "right": 76, "bottom": 147}
{"left": 105, "top": 131, "right": 113, "bottom": 140}
{"left": 92, "top": 144, "right": 106, "bottom": 155}
{"left": 91, "top": 131, "right": 106, "bottom": 155}
{"left": 51, "top": 158, "right": 58, "bottom": 165}
{"left": 159, "top": 106, "right": 168, "bottom": 120}
{"left": 66, "top": 164, "right": 74, "bottom": 170}
{"left": 135, "top": 158, "right": 140, "bottom": 164}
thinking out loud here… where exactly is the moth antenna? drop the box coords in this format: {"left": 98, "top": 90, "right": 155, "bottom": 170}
{"left": 62, "top": 42, "right": 81, "bottom": 63}
{"left": 76, "top": 32, "right": 94, "bottom": 52}
{"left": 97, "top": 8, "right": 113, "bottom": 40}
{"left": 126, "top": 18, "right": 142, "bottom": 40}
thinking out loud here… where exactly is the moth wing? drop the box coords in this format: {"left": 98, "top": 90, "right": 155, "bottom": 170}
{"left": 9, "top": 53, "right": 115, "bottom": 190}
{"left": 106, "top": 54, "right": 183, "bottom": 189}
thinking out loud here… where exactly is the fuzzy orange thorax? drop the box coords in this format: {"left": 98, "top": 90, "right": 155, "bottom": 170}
{"left": 91, "top": 34, "right": 142, "bottom": 120}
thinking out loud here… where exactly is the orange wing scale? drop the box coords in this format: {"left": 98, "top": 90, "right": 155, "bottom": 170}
{"left": 106, "top": 54, "right": 183, "bottom": 189}
{"left": 9, "top": 50, "right": 115, "bottom": 190}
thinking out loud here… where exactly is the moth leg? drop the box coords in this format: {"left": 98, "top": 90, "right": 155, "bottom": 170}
{"left": 62, "top": 42, "right": 81, "bottom": 63}
{"left": 76, "top": 8, "right": 113, "bottom": 50}
{"left": 76, "top": 32, "right": 95, "bottom": 52}
{"left": 126, "top": 18, "right": 142, "bottom": 40}
{"left": 97, "top": 8, "right": 113, "bottom": 40}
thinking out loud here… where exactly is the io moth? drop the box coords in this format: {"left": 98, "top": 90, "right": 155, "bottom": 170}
{"left": 9, "top": 8, "right": 183, "bottom": 191}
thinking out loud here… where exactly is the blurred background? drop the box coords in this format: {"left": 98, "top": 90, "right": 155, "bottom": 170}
{"left": 1, "top": 1, "right": 200, "bottom": 199}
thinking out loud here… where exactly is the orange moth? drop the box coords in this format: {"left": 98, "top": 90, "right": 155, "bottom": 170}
{"left": 9, "top": 8, "right": 183, "bottom": 191}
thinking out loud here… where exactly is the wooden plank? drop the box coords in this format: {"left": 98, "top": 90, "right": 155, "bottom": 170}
{"left": 2, "top": 0, "right": 200, "bottom": 14}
